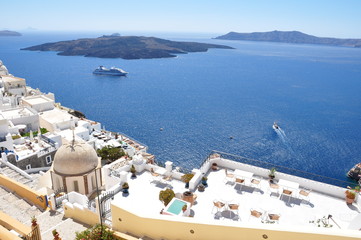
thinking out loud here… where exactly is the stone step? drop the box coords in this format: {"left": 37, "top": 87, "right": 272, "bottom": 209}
{"left": 0, "top": 186, "right": 10, "bottom": 195}
{"left": 8, "top": 171, "right": 21, "bottom": 177}
{"left": 17, "top": 176, "right": 27, "bottom": 182}
{"left": 0, "top": 196, "right": 42, "bottom": 224}
{"left": 33, "top": 210, "right": 66, "bottom": 233}
{"left": 3, "top": 168, "right": 14, "bottom": 175}
{"left": 41, "top": 217, "right": 88, "bottom": 240}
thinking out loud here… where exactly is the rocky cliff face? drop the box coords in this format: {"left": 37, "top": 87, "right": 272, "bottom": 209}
{"left": 215, "top": 31, "right": 361, "bottom": 48}
{"left": 0, "top": 60, "right": 10, "bottom": 76}
{"left": 22, "top": 36, "right": 234, "bottom": 59}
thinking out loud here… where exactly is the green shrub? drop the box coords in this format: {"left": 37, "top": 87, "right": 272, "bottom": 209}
{"left": 75, "top": 224, "right": 116, "bottom": 240}
{"left": 20, "top": 128, "right": 48, "bottom": 137}
{"left": 159, "top": 188, "right": 175, "bottom": 206}
{"left": 96, "top": 146, "right": 125, "bottom": 162}
{"left": 181, "top": 173, "right": 194, "bottom": 183}
{"left": 12, "top": 135, "right": 21, "bottom": 140}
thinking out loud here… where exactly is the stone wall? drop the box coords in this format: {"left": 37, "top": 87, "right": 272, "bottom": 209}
{"left": 7, "top": 150, "right": 56, "bottom": 171}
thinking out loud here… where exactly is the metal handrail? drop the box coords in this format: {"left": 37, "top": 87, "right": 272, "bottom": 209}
{"left": 202, "top": 150, "right": 358, "bottom": 188}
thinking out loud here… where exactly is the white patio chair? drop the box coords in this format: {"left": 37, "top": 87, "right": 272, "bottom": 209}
{"left": 235, "top": 177, "right": 246, "bottom": 191}
{"left": 212, "top": 200, "right": 226, "bottom": 214}
{"left": 159, "top": 174, "right": 172, "bottom": 186}
{"left": 249, "top": 208, "right": 265, "bottom": 221}
{"left": 280, "top": 188, "right": 294, "bottom": 205}
{"left": 299, "top": 188, "right": 312, "bottom": 203}
{"left": 267, "top": 212, "right": 281, "bottom": 223}
{"left": 163, "top": 174, "right": 172, "bottom": 182}
{"left": 251, "top": 177, "right": 261, "bottom": 189}
{"left": 224, "top": 169, "right": 235, "bottom": 185}
{"left": 150, "top": 168, "right": 161, "bottom": 183}
{"left": 268, "top": 182, "right": 280, "bottom": 197}
{"left": 228, "top": 203, "right": 240, "bottom": 220}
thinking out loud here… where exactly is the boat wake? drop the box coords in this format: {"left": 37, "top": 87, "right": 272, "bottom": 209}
{"left": 273, "top": 125, "right": 302, "bottom": 162}
{"left": 274, "top": 127, "right": 287, "bottom": 143}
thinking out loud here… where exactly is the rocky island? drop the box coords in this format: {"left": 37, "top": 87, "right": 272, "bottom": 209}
{"left": 215, "top": 30, "right": 361, "bottom": 48}
{"left": 22, "top": 35, "right": 233, "bottom": 59}
{"left": 0, "top": 30, "right": 22, "bottom": 36}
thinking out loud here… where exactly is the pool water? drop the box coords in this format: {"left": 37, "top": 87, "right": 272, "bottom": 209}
{"left": 167, "top": 199, "right": 186, "bottom": 215}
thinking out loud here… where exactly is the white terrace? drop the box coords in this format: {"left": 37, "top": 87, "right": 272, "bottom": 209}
{"left": 109, "top": 155, "right": 361, "bottom": 234}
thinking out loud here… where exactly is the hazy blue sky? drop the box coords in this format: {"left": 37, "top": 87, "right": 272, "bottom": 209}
{"left": 2, "top": 0, "right": 361, "bottom": 38}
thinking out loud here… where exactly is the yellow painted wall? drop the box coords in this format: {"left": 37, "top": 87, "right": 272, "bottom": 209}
{"left": 113, "top": 231, "right": 138, "bottom": 240}
{"left": 0, "top": 211, "right": 31, "bottom": 237}
{"left": 0, "top": 174, "right": 47, "bottom": 210}
{"left": 111, "top": 204, "right": 361, "bottom": 240}
{"left": 63, "top": 203, "right": 99, "bottom": 226}
{"left": 0, "top": 225, "right": 23, "bottom": 240}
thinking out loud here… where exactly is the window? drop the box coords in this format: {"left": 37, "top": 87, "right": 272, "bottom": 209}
{"left": 46, "top": 155, "right": 52, "bottom": 164}
{"left": 26, "top": 164, "right": 31, "bottom": 170}
{"left": 91, "top": 176, "right": 95, "bottom": 190}
{"left": 74, "top": 180, "right": 79, "bottom": 192}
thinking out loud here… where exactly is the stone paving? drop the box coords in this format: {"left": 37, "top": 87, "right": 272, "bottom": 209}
{"left": 0, "top": 166, "right": 88, "bottom": 240}
{"left": 0, "top": 187, "right": 42, "bottom": 224}
{"left": 37, "top": 211, "right": 88, "bottom": 240}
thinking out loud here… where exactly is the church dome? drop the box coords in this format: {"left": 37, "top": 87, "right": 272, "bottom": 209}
{"left": 53, "top": 141, "right": 99, "bottom": 175}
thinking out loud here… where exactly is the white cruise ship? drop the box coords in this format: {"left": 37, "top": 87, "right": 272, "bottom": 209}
{"left": 93, "top": 66, "right": 128, "bottom": 76}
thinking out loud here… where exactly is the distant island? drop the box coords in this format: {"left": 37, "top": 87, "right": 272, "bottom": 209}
{"left": 22, "top": 35, "right": 233, "bottom": 59}
{"left": 0, "top": 30, "right": 22, "bottom": 36}
{"left": 215, "top": 31, "right": 361, "bottom": 48}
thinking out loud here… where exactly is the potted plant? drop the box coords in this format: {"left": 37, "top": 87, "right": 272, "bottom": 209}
{"left": 181, "top": 173, "right": 194, "bottom": 188}
{"left": 269, "top": 167, "right": 276, "bottom": 180}
{"left": 130, "top": 165, "right": 136, "bottom": 178}
{"left": 198, "top": 183, "right": 205, "bottom": 192}
{"left": 182, "top": 204, "right": 187, "bottom": 212}
{"left": 211, "top": 163, "right": 218, "bottom": 171}
{"left": 52, "top": 229, "right": 61, "bottom": 240}
{"left": 159, "top": 188, "right": 175, "bottom": 206}
{"left": 345, "top": 186, "right": 360, "bottom": 204}
{"left": 31, "top": 216, "right": 37, "bottom": 227}
{"left": 122, "top": 182, "right": 129, "bottom": 194}
{"left": 201, "top": 176, "right": 208, "bottom": 186}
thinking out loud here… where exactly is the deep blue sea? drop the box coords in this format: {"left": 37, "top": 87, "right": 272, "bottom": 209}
{"left": 1, "top": 32, "right": 361, "bottom": 182}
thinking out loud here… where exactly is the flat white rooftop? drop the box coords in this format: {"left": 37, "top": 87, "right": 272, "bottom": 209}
{"left": 23, "top": 95, "right": 53, "bottom": 105}
{"left": 112, "top": 166, "right": 361, "bottom": 232}
{"left": 0, "top": 107, "right": 36, "bottom": 119}
{"left": 39, "top": 108, "right": 73, "bottom": 124}
{"left": 1, "top": 75, "right": 25, "bottom": 83}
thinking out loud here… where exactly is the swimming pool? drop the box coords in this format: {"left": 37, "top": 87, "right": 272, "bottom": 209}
{"left": 163, "top": 198, "right": 189, "bottom": 216}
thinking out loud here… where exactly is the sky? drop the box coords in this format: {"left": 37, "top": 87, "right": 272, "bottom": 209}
{"left": 2, "top": 0, "right": 361, "bottom": 38}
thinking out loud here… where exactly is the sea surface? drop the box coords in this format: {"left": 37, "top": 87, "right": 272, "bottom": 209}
{"left": 1, "top": 32, "right": 361, "bottom": 183}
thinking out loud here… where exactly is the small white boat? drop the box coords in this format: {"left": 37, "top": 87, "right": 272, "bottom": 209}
{"left": 93, "top": 66, "right": 128, "bottom": 76}
{"left": 273, "top": 122, "right": 279, "bottom": 130}
{"left": 348, "top": 163, "right": 361, "bottom": 181}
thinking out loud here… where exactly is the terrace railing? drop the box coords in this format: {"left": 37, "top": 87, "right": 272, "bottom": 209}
{"left": 201, "top": 150, "right": 359, "bottom": 189}
{"left": 111, "top": 131, "right": 148, "bottom": 150}
{"left": 39, "top": 135, "right": 56, "bottom": 147}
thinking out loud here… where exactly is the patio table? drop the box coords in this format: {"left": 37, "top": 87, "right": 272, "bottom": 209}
{"left": 278, "top": 179, "right": 299, "bottom": 203}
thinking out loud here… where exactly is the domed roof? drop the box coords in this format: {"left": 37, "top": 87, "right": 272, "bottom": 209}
{"left": 53, "top": 141, "right": 99, "bottom": 175}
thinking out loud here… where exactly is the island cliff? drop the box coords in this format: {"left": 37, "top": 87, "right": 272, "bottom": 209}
{"left": 215, "top": 31, "right": 361, "bottom": 48}
{"left": 22, "top": 35, "right": 234, "bottom": 59}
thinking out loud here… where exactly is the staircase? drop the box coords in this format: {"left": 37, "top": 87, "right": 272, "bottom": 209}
{"left": 0, "top": 186, "right": 42, "bottom": 224}
{"left": 30, "top": 211, "right": 88, "bottom": 240}
{"left": 0, "top": 165, "right": 40, "bottom": 190}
